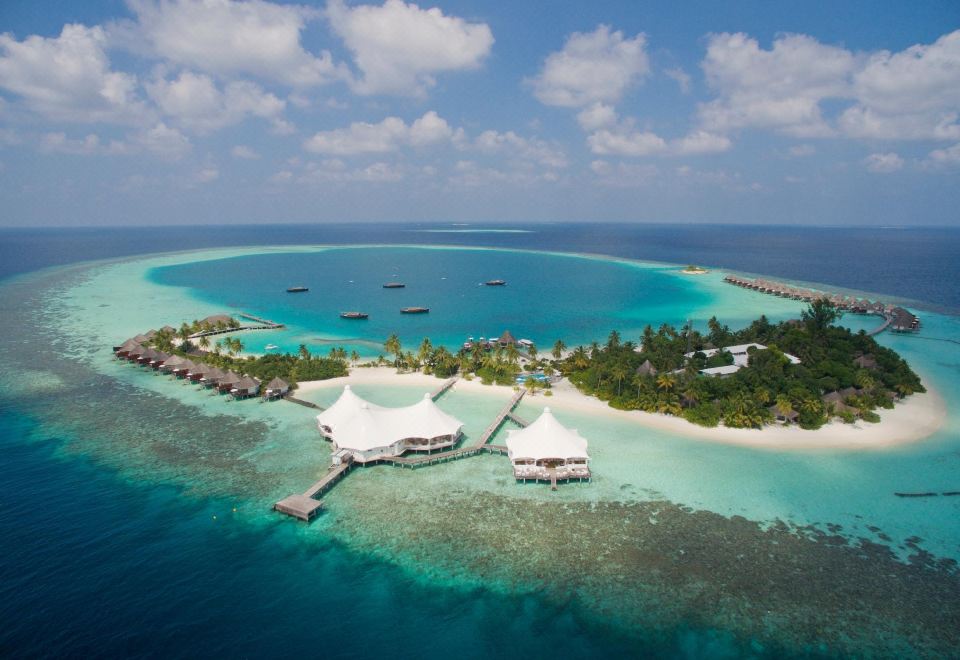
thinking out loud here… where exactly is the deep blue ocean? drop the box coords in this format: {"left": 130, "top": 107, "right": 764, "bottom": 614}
{"left": 1, "top": 223, "right": 958, "bottom": 658}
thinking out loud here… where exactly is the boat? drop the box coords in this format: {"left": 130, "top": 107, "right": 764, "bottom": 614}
{"left": 400, "top": 307, "right": 429, "bottom": 314}
{"left": 382, "top": 282, "right": 406, "bottom": 288}
{"left": 484, "top": 279, "right": 506, "bottom": 286}
{"left": 286, "top": 286, "right": 309, "bottom": 293}
{"left": 340, "top": 312, "right": 369, "bottom": 319}
{"left": 265, "top": 344, "right": 279, "bottom": 350}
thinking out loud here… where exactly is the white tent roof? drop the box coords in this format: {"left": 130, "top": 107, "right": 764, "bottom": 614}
{"left": 505, "top": 407, "right": 589, "bottom": 462}
{"left": 316, "top": 386, "right": 463, "bottom": 453}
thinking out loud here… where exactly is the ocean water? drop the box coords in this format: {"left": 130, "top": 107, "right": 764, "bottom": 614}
{"left": 1, "top": 225, "right": 958, "bottom": 658}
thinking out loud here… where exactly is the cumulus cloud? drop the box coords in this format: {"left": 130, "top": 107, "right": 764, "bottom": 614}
{"left": 926, "top": 142, "right": 960, "bottom": 166}
{"left": 0, "top": 24, "right": 148, "bottom": 124}
{"left": 699, "top": 29, "right": 960, "bottom": 141}
{"left": 576, "top": 102, "right": 618, "bottom": 131}
{"left": 531, "top": 25, "right": 649, "bottom": 107}
{"left": 788, "top": 144, "right": 816, "bottom": 157}
{"left": 230, "top": 145, "right": 259, "bottom": 159}
{"left": 37, "top": 122, "right": 191, "bottom": 159}
{"left": 133, "top": 121, "right": 192, "bottom": 159}
{"left": 587, "top": 126, "right": 730, "bottom": 157}
{"left": 699, "top": 32, "right": 855, "bottom": 137}
{"left": 327, "top": 0, "right": 493, "bottom": 96}
{"left": 146, "top": 71, "right": 285, "bottom": 132}
{"left": 303, "top": 110, "right": 454, "bottom": 155}
{"left": 472, "top": 130, "right": 568, "bottom": 168}
{"left": 863, "top": 152, "right": 904, "bottom": 173}
{"left": 664, "top": 66, "right": 692, "bottom": 94}
{"left": 115, "top": 0, "right": 344, "bottom": 87}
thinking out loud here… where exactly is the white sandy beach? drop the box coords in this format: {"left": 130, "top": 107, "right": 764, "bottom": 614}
{"left": 296, "top": 367, "right": 947, "bottom": 451}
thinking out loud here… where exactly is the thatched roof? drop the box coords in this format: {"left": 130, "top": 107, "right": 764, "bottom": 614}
{"left": 636, "top": 359, "right": 657, "bottom": 376}
{"left": 265, "top": 377, "right": 289, "bottom": 391}
{"left": 203, "top": 314, "right": 234, "bottom": 325}
{"left": 498, "top": 330, "right": 516, "bottom": 345}
{"left": 768, "top": 405, "right": 799, "bottom": 421}
{"left": 233, "top": 376, "right": 260, "bottom": 391}
{"left": 219, "top": 371, "right": 241, "bottom": 385}
{"left": 160, "top": 325, "right": 176, "bottom": 333}
{"left": 853, "top": 354, "right": 877, "bottom": 369}
{"left": 118, "top": 339, "right": 141, "bottom": 352}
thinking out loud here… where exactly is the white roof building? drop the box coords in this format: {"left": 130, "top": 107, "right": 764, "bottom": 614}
{"left": 505, "top": 407, "right": 591, "bottom": 485}
{"left": 686, "top": 343, "right": 801, "bottom": 377}
{"left": 316, "top": 386, "right": 464, "bottom": 463}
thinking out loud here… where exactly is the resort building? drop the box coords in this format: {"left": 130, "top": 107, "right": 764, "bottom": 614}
{"left": 262, "top": 377, "right": 290, "bottom": 400}
{"left": 231, "top": 376, "right": 261, "bottom": 398}
{"left": 687, "top": 343, "right": 801, "bottom": 377}
{"left": 316, "top": 386, "right": 464, "bottom": 463}
{"left": 505, "top": 407, "right": 591, "bottom": 485}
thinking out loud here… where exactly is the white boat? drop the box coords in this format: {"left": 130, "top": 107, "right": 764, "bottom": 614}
{"left": 265, "top": 344, "right": 279, "bottom": 350}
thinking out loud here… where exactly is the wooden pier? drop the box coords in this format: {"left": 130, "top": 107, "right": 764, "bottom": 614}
{"left": 505, "top": 412, "right": 530, "bottom": 428}
{"left": 273, "top": 462, "right": 352, "bottom": 521}
{"left": 236, "top": 313, "right": 283, "bottom": 327}
{"left": 283, "top": 394, "right": 324, "bottom": 410}
{"left": 430, "top": 377, "right": 459, "bottom": 401}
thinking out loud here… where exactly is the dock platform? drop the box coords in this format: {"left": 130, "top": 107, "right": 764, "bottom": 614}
{"left": 274, "top": 494, "right": 324, "bottom": 521}
{"left": 430, "top": 377, "right": 459, "bottom": 401}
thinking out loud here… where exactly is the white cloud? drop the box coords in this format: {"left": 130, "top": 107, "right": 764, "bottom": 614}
{"left": 699, "top": 32, "right": 855, "bottom": 137}
{"left": 699, "top": 29, "right": 960, "bottom": 141}
{"left": 303, "top": 110, "right": 454, "bottom": 155}
{"left": 589, "top": 160, "right": 660, "bottom": 187}
{"left": 146, "top": 71, "right": 285, "bottom": 132}
{"left": 195, "top": 167, "right": 219, "bottom": 183}
{"left": 0, "top": 24, "right": 148, "bottom": 124}
{"left": 231, "top": 145, "right": 259, "bottom": 159}
{"left": 472, "top": 130, "right": 568, "bottom": 168}
{"left": 788, "top": 144, "right": 816, "bottom": 157}
{"left": 40, "top": 132, "right": 107, "bottom": 155}
{"left": 664, "top": 66, "right": 692, "bottom": 94}
{"left": 863, "top": 152, "right": 904, "bottom": 173}
{"left": 531, "top": 25, "right": 649, "bottom": 107}
{"left": 133, "top": 121, "right": 191, "bottom": 159}
{"left": 927, "top": 142, "right": 960, "bottom": 166}
{"left": 115, "top": 0, "right": 344, "bottom": 87}
{"left": 576, "top": 102, "right": 618, "bottom": 131}
{"left": 327, "top": 0, "right": 493, "bottom": 96}
{"left": 587, "top": 127, "right": 730, "bottom": 157}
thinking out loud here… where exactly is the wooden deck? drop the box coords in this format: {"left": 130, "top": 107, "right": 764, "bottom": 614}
{"left": 430, "top": 377, "right": 459, "bottom": 401}
{"left": 273, "top": 462, "right": 352, "bottom": 521}
{"left": 236, "top": 313, "right": 283, "bottom": 327}
{"left": 283, "top": 394, "right": 324, "bottom": 410}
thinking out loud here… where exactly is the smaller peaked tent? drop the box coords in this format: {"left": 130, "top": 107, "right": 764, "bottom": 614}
{"left": 505, "top": 407, "right": 589, "bottom": 463}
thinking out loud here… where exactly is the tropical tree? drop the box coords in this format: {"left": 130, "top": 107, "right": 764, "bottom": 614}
{"left": 571, "top": 346, "right": 589, "bottom": 370}
{"left": 656, "top": 373, "right": 677, "bottom": 392}
{"left": 350, "top": 350, "right": 360, "bottom": 364}
{"left": 418, "top": 337, "right": 433, "bottom": 366}
{"left": 505, "top": 343, "right": 520, "bottom": 365}
{"left": 526, "top": 342, "right": 538, "bottom": 360}
{"left": 198, "top": 334, "right": 210, "bottom": 350}
{"left": 298, "top": 344, "right": 310, "bottom": 360}
{"left": 607, "top": 330, "right": 621, "bottom": 350}
{"left": 610, "top": 363, "right": 629, "bottom": 396}
{"left": 552, "top": 339, "right": 566, "bottom": 359}
{"left": 801, "top": 298, "right": 842, "bottom": 338}
{"left": 384, "top": 334, "right": 402, "bottom": 367}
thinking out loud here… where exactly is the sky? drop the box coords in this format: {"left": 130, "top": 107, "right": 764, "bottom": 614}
{"left": 0, "top": 0, "right": 958, "bottom": 227}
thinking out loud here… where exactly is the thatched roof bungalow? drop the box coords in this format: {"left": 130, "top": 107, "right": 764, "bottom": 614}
{"left": 263, "top": 377, "right": 290, "bottom": 399}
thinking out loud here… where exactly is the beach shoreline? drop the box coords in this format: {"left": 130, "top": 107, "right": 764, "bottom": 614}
{"left": 297, "top": 367, "right": 946, "bottom": 452}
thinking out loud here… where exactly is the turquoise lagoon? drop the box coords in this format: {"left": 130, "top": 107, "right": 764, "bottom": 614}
{"left": 1, "top": 244, "right": 958, "bottom": 657}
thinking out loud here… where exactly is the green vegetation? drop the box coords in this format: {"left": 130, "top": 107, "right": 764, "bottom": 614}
{"left": 556, "top": 300, "right": 924, "bottom": 430}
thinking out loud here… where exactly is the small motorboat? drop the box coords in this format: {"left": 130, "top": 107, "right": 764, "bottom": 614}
{"left": 400, "top": 307, "right": 429, "bottom": 314}
{"left": 340, "top": 312, "right": 369, "bottom": 319}
{"left": 265, "top": 344, "right": 279, "bottom": 350}
{"left": 484, "top": 279, "right": 506, "bottom": 286}
{"left": 286, "top": 286, "right": 309, "bottom": 293}
{"left": 382, "top": 282, "right": 406, "bottom": 288}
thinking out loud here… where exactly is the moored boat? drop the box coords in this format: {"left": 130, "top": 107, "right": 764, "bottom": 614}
{"left": 382, "top": 282, "right": 406, "bottom": 288}
{"left": 484, "top": 279, "right": 506, "bottom": 286}
{"left": 400, "top": 307, "right": 429, "bottom": 314}
{"left": 340, "top": 311, "right": 369, "bottom": 319}
{"left": 286, "top": 286, "right": 309, "bottom": 293}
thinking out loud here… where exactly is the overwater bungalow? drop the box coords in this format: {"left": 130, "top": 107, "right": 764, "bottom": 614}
{"left": 217, "top": 371, "right": 241, "bottom": 392}
{"left": 126, "top": 344, "right": 147, "bottom": 361}
{"left": 150, "top": 351, "right": 170, "bottom": 369}
{"left": 201, "top": 367, "right": 226, "bottom": 388}
{"left": 231, "top": 376, "right": 261, "bottom": 398}
{"left": 203, "top": 314, "right": 234, "bottom": 326}
{"left": 160, "top": 354, "right": 186, "bottom": 373}
{"left": 498, "top": 330, "right": 517, "bottom": 347}
{"left": 172, "top": 359, "right": 196, "bottom": 378}
{"left": 115, "top": 339, "right": 141, "bottom": 358}
{"left": 187, "top": 364, "right": 211, "bottom": 382}
{"left": 262, "top": 377, "right": 290, "bottom": 400}
{"left": 316, "top": 386, "right": 463, "bottom": 463}
{"left": 505, "top": 407, "right": 591, "bottom": 485}
{"left": 137, "top": 347, "right": 159, "bottom": 365}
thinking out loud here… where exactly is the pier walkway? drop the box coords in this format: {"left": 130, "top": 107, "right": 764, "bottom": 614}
{"left": 237, "top": 313, "right": 283, "bottom": 327}
{"left": 430, "top": 377, "right": 458, "bottom": 401}
{"left": 273, "top": 462, "right": 352, "bottom": 521}
{"left": 283, "top": 394, "right": 324, "bottom": 410}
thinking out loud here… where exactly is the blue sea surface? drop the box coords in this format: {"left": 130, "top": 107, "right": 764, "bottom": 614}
{"left": 1, "top": 223, "right": 958, "bottom": 658}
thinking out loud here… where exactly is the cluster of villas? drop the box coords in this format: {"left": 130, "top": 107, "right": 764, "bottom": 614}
{"left": 113, "top": 330, "right": 290, "bottom": 401}
{"left": 462, "top": 330, "right": 535, "bottom": 352}
{"left": 316, "top": 386, "right": 590, "bottom": 484}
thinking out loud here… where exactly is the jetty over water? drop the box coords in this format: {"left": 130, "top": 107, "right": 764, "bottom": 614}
{"left": 273, "top": 388, "right": 527, "bottom": 522}
{"left": 723, "top": 275, "right": 920, "bottom": 335}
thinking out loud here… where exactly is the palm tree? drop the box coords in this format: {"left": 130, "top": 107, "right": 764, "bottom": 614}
{"left": 607, "top": 330, "right": 621, "bottom": 350}
{"left": 178, "top": 324, "right": 192, "bottom": 343}
{"left": 526, "top": 343, "right": 538, "bottom": 360}
{"left": 505, "top": 343, "right": 520, "bottom": 365}
{"left": 775, "top": 394, "right": 793, "bottom": 416}
{"left": 350, "top": 350, "right": 360, "bottom": 364}
{"left": 524, "top": 377, "right": 540, "bottom": 396}
{"left": 552, "top": 339, "right": 566, "bottom": 359}
{"left": 198, "top": 335, "right": 210, "bottom": 350}
{"left": 384, "top": 334, "right": 401, "bottom": 367}
{"left": 801, "top": 298, "right": 842, "bottom": 338}
{"left": 610, "top": 363, "right": 629, "bottom": 396}
{"left": 298, "top": 344, "right": 310, "bottom": 360}
{"left": 571, "top": 346, "right": 589, "bottom": 370}
{"left": 656, "top": 373, "right": 676, "bottom": 392}
{"left": 418, "top": 337, "right": 433, "bottom": 366}
{"left": 213, "top": 340, "right": 222, "bottom": 355}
